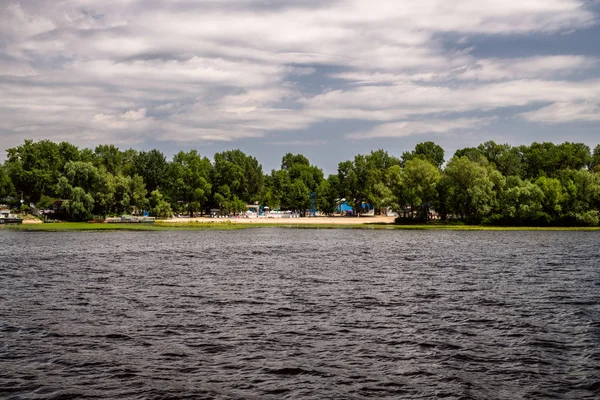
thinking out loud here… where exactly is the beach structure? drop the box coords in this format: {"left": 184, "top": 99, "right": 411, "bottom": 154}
{"left": 106, "top": 215, "right": 156, "bottom": 224}
{"left": 336, "top": 200, "right": 353, "bottom": 215}
{"left": 246, "top": 204, "right": 260, "bottom": 217}
{"left": 0, "top": 205, "right": 23, "bottom": 224}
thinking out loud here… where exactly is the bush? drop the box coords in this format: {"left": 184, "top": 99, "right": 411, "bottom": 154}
{"left": 575, "top": 211, "right": 599, "bottom": 227}
{"left": 481, "top": 213, "right": 505, "bottom": 226}
{"left": 37, "top": 195, "right": 55, "bottom": 209}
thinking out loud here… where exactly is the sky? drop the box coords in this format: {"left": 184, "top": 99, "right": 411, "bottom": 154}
{"left": 1, "top": 0, "right": 600, "bottom": 174}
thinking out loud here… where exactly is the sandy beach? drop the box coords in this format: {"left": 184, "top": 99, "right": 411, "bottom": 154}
{"left": 168, "top": 215, "right": 396, "bottom": 225}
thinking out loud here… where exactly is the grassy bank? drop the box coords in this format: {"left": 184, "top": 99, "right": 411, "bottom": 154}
{"left": 3, "top": 221, "right": 600, "bottom": 232}
{"left": 2, "top": 221, "right": 246, "bottom": 231}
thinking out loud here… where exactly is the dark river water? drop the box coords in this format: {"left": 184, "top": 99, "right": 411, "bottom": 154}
{"left": 1, "top": 229, "right": 600, "bottom": 399}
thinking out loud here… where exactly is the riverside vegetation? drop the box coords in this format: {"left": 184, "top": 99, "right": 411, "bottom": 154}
{"left": 1, "top": 140, "right": 600, "bottom": 227}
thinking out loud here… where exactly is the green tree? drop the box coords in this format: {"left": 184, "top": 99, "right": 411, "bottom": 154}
{"left": 36, "top": 194, "right": 56, "bottom": 210}
{"left": 556, "top": 142, "right": 591, "bottom": 171}
{"left": 93, "top": 144, "right": 124, "bottom": 175}
{"left": 499, "top": 176, "right": 544, "bottom": 222}
{"left": 171, "top": 150, "right": 212, "bottom": 217}
{"left": 414, "top": 141, "right": 445, "bottom": 168}
{"left": 149, "top": 189, "right": 173, "bottom": 218}
{"left": 453, "top": 147, "right": 485, "bottom": 163}
{"left": 281, "top": 153, "right": 310, "bottom": 170}
{"left": 111, "top": 174, "right": 132, "bottom": 214}
{"left": 91, "top": 170, "right": 116, "bottom": 217}
{"left": 592, "top": 145, "right": 600, "bottom": 172}
{"left": 385, "top": 165, "right": 406, "bottom": 216}
{"left": 337, "top": 159, "right": 361, "bottom": 215}
{"left": 0, "top": 165, "right": 15, "bottom": 201}
{"left": 262, "top": 169, "right": 291, "bottom": 209}
{"left": 558, "top": 169, "right": 600, "bottom": 218}
{"left": 477, "top": 141, "right": 523, "bottom": 177}
{"left": 230, "top": 196, "right": 247, "bottom": 215}
{"left": 64, "top": 161, "right": 101, "bottom": 192}
{"left": 121, "top": 148, "right": 138, "bottom": 177}
{"left": 63, "top": 187, "right": 95, "bottom": 221}
{"left": 315, "top": 175, "right": 340, "bottom": 216}
{"left": 213, "top": 150, "right": 263, "bottom": 205}
{"left": 338, "top": 151, "right": 398, "bottom": 215}
{"left": 282, "top": 153, "right": 324, "bottom": 192}
{"left": 56, "top": 177, "right": 94, "bottom": 221}
{"left": 134, "top": 149, "right": 168, "bottom": 193}
{"left": 5, "top": 139, "right": 78, "bottom": 202}
{"left": 535, "top": 176, "right": 564, "bottom": 220}
{"left": 442, "top": 156, "right": 496, "bottom": 221}
{"left": 130, "top": 174, "right": 149, "bottom": 213}
{"left": 401, "top": 158, "right": 441, "bottom": 220}
{"left": 285, "top": 179, "right": 310, "bottom": 213}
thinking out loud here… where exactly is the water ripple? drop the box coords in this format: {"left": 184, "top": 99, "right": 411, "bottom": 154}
{"left": 1, "top": 229, "right": 600, "bottom": 399}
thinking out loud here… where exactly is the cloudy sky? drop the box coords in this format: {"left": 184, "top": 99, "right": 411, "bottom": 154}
{"left": 1, "top": 0, "right": 600, "bottom": 173}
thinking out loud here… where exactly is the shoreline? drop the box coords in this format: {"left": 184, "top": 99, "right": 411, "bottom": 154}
{"left": 168, "top": 215, "right": 397, "bottom": 225}
{"left": 2, "top": 216, "right": 600, "bottom": 231}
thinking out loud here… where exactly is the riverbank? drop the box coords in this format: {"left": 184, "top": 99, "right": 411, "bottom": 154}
{"left": 2, "top": 216, "right": 600, "bottom": 231}
{"left": 170, "top": 216, "right": 397, "bottom": 225}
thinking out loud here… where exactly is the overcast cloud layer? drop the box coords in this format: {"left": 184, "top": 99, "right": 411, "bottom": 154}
{"left": 1, "top": 0, "right": 600, "bottom": 171}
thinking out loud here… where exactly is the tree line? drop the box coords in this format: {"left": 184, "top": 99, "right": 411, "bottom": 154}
{"left": 1, "top": 139, "right": 600, "bottom": 226}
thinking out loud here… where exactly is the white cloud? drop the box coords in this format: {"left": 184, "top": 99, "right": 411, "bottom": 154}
{"left": 0, "top": 0, "right": 598, "bottom": 154}
{"left": 304, "top": 79, "right": 600, "bottom": 121}
{"left": 348, "top": 118, "right": 496, "bottom": 139}
{"left": 121, "top": 108, "right": 146, "bottom": 121}
{"left": 0, "top": 59, "right": 37, "bottom": 77}
{"left": 330, "top": 71, "right": 450, "bottom": 85}
{"left": 267, "top": 140, "right": 328, "bottom": 146}
{"left": 519, "top": 101, "right": 600, "bottom": 124}
{"left": 458, "top": 56, "right": 597, "bottom": 81}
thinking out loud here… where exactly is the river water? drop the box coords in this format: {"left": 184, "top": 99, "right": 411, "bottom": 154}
{"left": 1, "top": 229, "right": 599, "bottom": 399}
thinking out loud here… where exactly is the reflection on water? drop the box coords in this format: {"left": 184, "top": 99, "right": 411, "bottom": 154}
{"left": 1, "top": 229, "right": 599, "bottom": 399}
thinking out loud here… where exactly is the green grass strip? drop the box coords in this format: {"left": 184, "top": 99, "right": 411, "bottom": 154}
{"left": 3, "top": 221, "right": 600, "bottom": 232}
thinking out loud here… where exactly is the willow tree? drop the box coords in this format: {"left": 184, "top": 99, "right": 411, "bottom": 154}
{"left": 442, "top": 156, "right": 495, "bottom": 222}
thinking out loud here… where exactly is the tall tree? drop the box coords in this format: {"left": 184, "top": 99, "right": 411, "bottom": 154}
{"left": 337, "top": 155, "right": 378, "bottom": 215}
{"left": 5, "top": 139, "right": 73, "bottom": 201}
{"left": 592, "top": 145, "right": 600, "bottom": 172}
{"left": 133, "top": 149, "right": 168, "bottom": 194}
{"left": 94, "top": 144, "right": 124, "bottom": 175}
{"left": 442, "top": 156, "right": 496, "bottom": 221}
{"left": 499, "top": 176, "right": 544, "bottom": 223}
{"left": 385, "top": 165, "right": 405, "bottom": 217}
{"left": 400, "top": 158, "right": 441, "bottom": 220}
{"left": 0, "top": 165, "right": 15, "bottom": 201}
{"left": 285, "top": 179, "right": 310, "bottom": 213}
{"left": 558, "top": 169, "right": 600, "bottom": 217}
{"left": 556, "top": 142, "right": 592, "bottom": 171}
{"left": 477, "top": 141, "right": 523, "bottom": 177}
{"left": 63, "top": 187, "right": 95, "bottom": 221}
{"left": 337, "top": 150, "right": 399, "bottom": 215}
{"left": 262, "top": 169, "right": 290, "bottom": 209}
{"left": 315, "top": 175, "right": 340, "bottom": 216}
{"left": 414, "top": 141, "right": 445, "bottom": 168}
{"left": 535, "top": 176, "right": 564, "bottom": 220}
{"left": 282, "top": 153, "right": 324, "bottom": 192}
{"left": 213, "top": 150, "right": 263, "bottom": 205}
{"left": 453, "top": 147, "right": 485, "bottom": 164}
{"left": 63, "top": 161, "right": 101, "bottom": 193}
{"left": 149, "top": 190, "right": 173, "bottom": 218}
{"left": 171, "top": 150, "right": 212, "bottom": 217}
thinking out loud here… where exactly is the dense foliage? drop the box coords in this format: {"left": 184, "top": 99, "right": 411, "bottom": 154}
{"left": 2, "top": 139, "right": 599, "bottom": 226}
